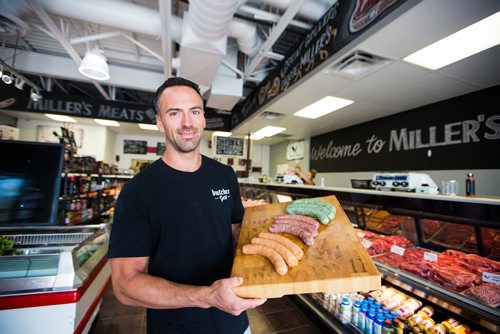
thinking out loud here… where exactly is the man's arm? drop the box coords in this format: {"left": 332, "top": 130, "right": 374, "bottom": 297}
{"left": 110, "top": 257, "right": 266, "bottom": 315}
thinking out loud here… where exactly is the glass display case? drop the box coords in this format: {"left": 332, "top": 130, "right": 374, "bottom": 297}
{"left": 239, "top": 181, "right": 500, "bottom": 333}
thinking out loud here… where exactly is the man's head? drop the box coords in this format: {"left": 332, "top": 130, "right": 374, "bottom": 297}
{"left": 155, "top": 77, "right": 205, "bottom": 154}
{"left": 154, "top": 77, "right": 202, "bottom": 114}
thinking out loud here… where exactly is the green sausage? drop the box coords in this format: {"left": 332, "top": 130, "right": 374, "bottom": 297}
{"left": 293, "top": 199, "right": 336, "bottom": 220}
{"left": 286, "top": 203, "right": 330, "bottom": 224}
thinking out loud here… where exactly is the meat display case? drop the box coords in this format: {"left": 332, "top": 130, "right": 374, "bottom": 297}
{"left": 238, "top": 181, "right": 500, "bottom": 333}
{"left": 0, "top": 224, "right": 111, "bottom": 334}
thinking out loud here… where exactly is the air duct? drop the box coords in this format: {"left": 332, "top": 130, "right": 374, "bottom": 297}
{"left": 260, "top": 0, "right": 336, "bottom": 21}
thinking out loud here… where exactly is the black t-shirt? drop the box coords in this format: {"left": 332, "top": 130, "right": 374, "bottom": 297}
{"left": 108, "top": 155, "right": 247, "bottom": 334}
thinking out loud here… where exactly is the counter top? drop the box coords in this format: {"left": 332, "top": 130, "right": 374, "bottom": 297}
{"left": 239, "top": 180, "right": 500, "bottom": 206}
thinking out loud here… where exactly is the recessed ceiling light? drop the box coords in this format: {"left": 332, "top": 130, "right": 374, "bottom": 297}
{"left": 252, "top": 126, "right": 286, "bottom": 138}
{"left": 212, "top": 131, "right": 232, "bottom": 137}
{"left": 293, "top": 96, "right": 354, "bottom": 119}
{"left": 138, "top": 123, "right": 158, "bottom": 130}
{"left": 45, "top": 114, "right": 76, "bottom": 123}
{"left": 94, "top": 119, "right": 120, "bottom": 126}
{"left": 403, "top": 11, "right": 500, "bottom": 70}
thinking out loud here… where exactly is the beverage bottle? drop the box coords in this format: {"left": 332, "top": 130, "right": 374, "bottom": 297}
{"left": 382, "top": 319, "right": 395, "bottom": 334}
{"left": 365, "top": 309, "right": 376, "bottom": 334}
{"left": 465, "top": 173, "right": 475, "bottom": 196}
{"left": 359, "top": 303, "right": 369, "bottom": 332}
{"left": 374, "top": 314, "right": 385, "bottom": 334}
{"left": 340, "top": 297, "right": 352, "bottom": 326}
{"left": 352, "top": 300, "right": 361, "bottom": 327}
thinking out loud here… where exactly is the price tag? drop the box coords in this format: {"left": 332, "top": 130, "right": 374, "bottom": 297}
{"left": 362, "top": 239, "right": 372, "bottom": 249}
{"left": 482, "top": 272, "right": 500, "bottom": 285}
{"left": 423, "top": 251, "right": 438, "bottom": 262}
{"left": 390, "top": 245, "right": 405, "bottom": 256}
{"left": 357, "top": 232, "right": 366, "bottom": 239}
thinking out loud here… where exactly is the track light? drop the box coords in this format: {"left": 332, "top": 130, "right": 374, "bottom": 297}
{"left": 2, "top": 72, "right": 13, "bottom": 84}
{"left": 79, "top": 50, "right": 110, "bottom": 81}
{"left": 30, "top": 88, "right": 42, "bottom": 102}
{"left": 14, "top": 77, "right": 25, "bottom": 90}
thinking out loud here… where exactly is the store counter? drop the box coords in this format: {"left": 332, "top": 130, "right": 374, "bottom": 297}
{"left": 0, "top": 224, "right": 111, "bottom": 334}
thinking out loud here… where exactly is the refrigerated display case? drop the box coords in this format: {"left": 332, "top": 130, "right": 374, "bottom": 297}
{"left": 238, "top": 181, "right": 500, "bottom": 333}
{"left": 0, "top": 224, "right": 110, "bottom": 334}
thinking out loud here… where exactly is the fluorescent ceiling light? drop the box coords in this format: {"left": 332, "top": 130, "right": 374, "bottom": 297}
{"left": 94, "top": 119, "right": 119, "bottom": 126}
{"left": 213, "top": 131, "right": 232, "bottom": 137}
{"left": 293, "top": 96, "right": 354, "bottom": 119}
{"left": 138, "top": 123, "right": 158, "bottom": 130}
{"left": 252, "top": 126, "right": 286, "bottom": 139}
{"left": 245, "top": 134, "right": 264, "bottom": 141}
{"left": 403, "top": 12, "right": 500, "bottom": 70}
{"left": 45, "top": 114, "right": 76, "bottom": 123}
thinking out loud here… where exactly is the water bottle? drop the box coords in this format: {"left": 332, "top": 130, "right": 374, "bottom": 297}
{"left": 365, "top": 309, "right": 376, "bottom": 334}
{"left": 374, "top": 314, "right": 385, "bottom": 334}
{"left": 358, "top": 303, "right": 369, "bottom": 332}
{"left": 465, "top": 173, "right": 475, "bottom": 196}
{"left": 352, "top": 300, "right": 361, "bottom": 327}
{"left": 340, "top": 297, "right": 352, "bottom": 326}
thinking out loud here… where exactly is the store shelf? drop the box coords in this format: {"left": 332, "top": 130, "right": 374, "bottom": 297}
{"left": 374, "top": 261, "right": 500, "bottom": 333}
{"left": 293, "top": 294, "right": 359, "bottom": 334}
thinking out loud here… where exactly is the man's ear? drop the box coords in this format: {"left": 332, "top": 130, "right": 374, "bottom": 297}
{"left": 156, "top": 115, "right": 165, "bottom": 133}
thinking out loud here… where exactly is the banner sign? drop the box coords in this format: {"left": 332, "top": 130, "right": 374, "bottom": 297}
{"left": 0, "top": 83, "right": 229, "bottom": 130}
{"left": 310, "top": 86, "right": 500, "bottom": 172}
{"left": 230, "top": 0, "right": 409, "bottom": 128}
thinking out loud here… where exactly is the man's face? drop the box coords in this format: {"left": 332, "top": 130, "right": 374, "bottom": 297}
{"left": 156, "top": 85, "right": 206, "bottom": 153}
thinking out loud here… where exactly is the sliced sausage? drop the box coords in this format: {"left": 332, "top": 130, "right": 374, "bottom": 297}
{"left": 242, "top": 243, "right": 288, "bottom": 275}
{"left": 258, "top": 232, "right": 304, "bottom": 260}
{"left": 251, "top": 237, "right": 298, "bottom": 267}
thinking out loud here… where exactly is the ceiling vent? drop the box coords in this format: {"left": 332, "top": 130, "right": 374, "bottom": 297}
{"left": 325, "top": 50, "right": 392, "bottom": 80}
{"left": 259, "top": 111, "right": 285, "bottom": 120}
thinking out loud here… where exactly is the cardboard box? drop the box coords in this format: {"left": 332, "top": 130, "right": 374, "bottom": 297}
{"left": 0, "top": 125, "right": 20, "bottom": 140}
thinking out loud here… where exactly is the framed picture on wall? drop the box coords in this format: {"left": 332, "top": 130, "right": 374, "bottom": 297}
{"left": 37, "top": 125, "right": 84, "bottom": 147}
{"left": 124, "top": 140, "right": 147, "bottom": 154}
{"left": 286, "top": 141, "right": 304, "bottom": 160}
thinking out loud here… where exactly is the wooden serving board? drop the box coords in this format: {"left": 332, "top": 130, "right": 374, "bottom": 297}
{"left": 231, "top": 195, "right": 381, "bottom": 298}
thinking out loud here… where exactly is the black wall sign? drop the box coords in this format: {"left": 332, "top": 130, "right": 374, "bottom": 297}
{"left": 215, "top": 136, "right": 245, "bottom": 156}
{"left": 230, "top": 0, "right": 410, "bottom": 128}
{"left": 310, "top": 86, "right": 500, "bottom": 172}
{"left": 0, "top": 83, "right": 229, "bottom": 130}
{"left": 123, "top": 140, "right": 147, "bottom": 154}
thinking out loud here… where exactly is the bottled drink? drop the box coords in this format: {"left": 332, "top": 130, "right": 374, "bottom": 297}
{"left": 465, "top": 173, "right": 475, "bottom": 196}
{"left": 340, "top": 297, "right": 352, "bottom": 326}
{"left": 352, "top": 300, "right": 361, "bottom": 327}
{"left": 374, "top": 314, "right": 385, "bottom": 334}
{"left": 382, "top": 319, "right": 395, "bottom": 334}
{"left": 365, "top": 309, "right": 376, "bottom": 334}
{"left": 359, "top": 303, "right": 369, "bottom": 332}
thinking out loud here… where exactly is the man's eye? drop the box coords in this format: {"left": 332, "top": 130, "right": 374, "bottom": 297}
{"left": 192, "top": 110, "right": 201, "bottom": 115}
{"left": 168, "top": 111, "right": 179, "bottom": 117}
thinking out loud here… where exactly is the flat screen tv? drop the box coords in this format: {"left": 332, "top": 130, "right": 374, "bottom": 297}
{"left": 215, "top": 136, "right": 244, "bottom": 156}
{"left": 0, "top": 140, "right": 64, "bottom": 226}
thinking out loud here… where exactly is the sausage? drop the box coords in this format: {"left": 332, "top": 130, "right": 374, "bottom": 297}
{"left": 258, "top": 232, "right": 304, "bottom": 260}
{"left": 293, "top": 199, "right": 336, "bottom": 219}
{"left": 251, "top": 237, "right": 298, "bottom": 267}
{"left": 242, "top": 243, "right": 288, "bottom": 275}
{"left": 272, "top": 219, "right": 318, "bottom": 236}
{"left": 285, "top": 203, "right": 330, "bottom": 225}
{"left": 269, "top": 223, "right": 315, "bottom": 246}
{"left": 274, "top": 214, "right": 320, "bottom": 229}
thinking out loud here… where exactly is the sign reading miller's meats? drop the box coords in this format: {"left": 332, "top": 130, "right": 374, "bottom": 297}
{"left": 0, "top": 84, "right": 229, "bottom": 130}
{"left": 230, "top": 0, "right": 408, "bottom": 128}
{"left": 310, "top": 87, "right": 500, "bottom": 172}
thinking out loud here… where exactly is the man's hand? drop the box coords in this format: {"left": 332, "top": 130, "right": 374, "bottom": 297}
{"left": 205, "top": 277, "right": 266, "bottom": 316}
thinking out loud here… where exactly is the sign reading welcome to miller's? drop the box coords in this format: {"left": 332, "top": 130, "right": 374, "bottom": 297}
{"left": 310, "top": 86, "right": 500, "bottom": 172}
{"left": 0, "top": 84, "right": 229, "bottom": 130}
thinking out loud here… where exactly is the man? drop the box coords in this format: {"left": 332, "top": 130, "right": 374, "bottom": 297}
{"left": 108, "top": 77, "right": 266, "bottom": 334}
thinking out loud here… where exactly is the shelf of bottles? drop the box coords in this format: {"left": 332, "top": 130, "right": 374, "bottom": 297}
{"left": 58, "top": 155, "right": 130, "bottom": 226}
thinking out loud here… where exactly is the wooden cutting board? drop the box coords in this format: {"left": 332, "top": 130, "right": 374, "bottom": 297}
{"left": 231, "top": 195, "right": 381, "bottom": 298}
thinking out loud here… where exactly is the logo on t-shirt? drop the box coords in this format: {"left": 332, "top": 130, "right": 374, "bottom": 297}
{"left": 211, "top": 188, "right": 231, "bottom": 202}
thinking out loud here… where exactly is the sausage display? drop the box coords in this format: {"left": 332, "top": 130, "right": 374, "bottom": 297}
{"left": 274, "top": 214, "right": 320, "bottom": 229}
{"left": 242, "top": 243, "right": 288, "bottom": 275}
{"left": 251, "top": 237, "right": 299, "bottom": 267}
{"left": 271, "top": 219, "right": 318, "bottom": 237}
{"left": 269, "top": 223, "right": 315, "bottom": 246}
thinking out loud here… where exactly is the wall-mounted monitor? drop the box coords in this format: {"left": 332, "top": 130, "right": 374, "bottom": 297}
{"left": 0, "top": 140, "right": 64, "bottom": 226}
{"left": 215, "top": 136, "right": 245, "bottom": 157}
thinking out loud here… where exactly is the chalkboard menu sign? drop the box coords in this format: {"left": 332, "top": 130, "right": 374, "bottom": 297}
{"left": 215, "top": 136, "right": 244, "bottom": 156}
{"left": 124, "top": 140, "right": 147, "bottom": 154}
